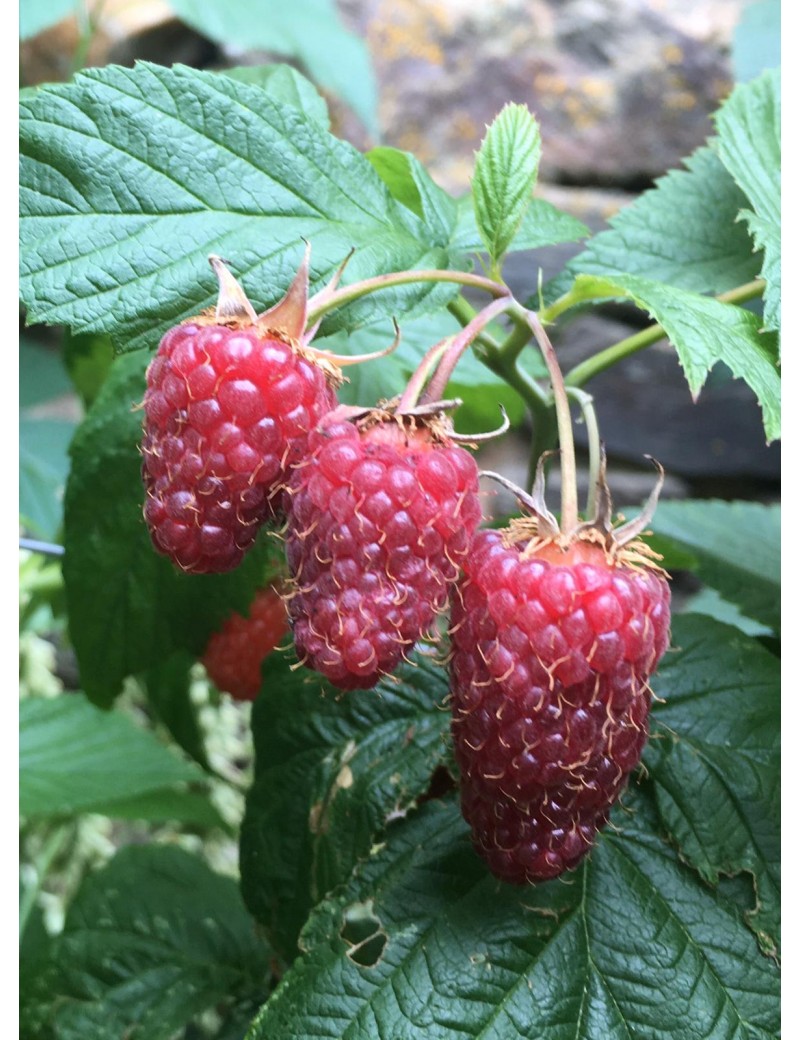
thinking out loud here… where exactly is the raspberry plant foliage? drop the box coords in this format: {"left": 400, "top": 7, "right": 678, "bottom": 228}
{"left": 20, "top": 48, "right": 779, "bottom": 1040}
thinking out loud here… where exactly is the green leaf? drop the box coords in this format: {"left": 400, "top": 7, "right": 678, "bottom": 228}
{"left": 715, "top": 69, "right": 781, "bottom": 335}
{"left": 472, "top": 104, "right": 542, "bottom": 270}
{"left": 571, "top": 272, "right": 780, "bottom": 442}
{"left": 144, "top": 651, "right": 209, "bottom": 770}
{"left": 167, "top": 0, "right": 378, "bottom": 134}
{"left": 45, "top": 845, "right": 271, "bottom": 1040}
{"left": 240, "top": 651, "right": 451, "bottom": 959}
{"left": 562, "top": 145, "right": 764, "bottom": 295}
{"left": 63, "top": 350, "right": 276, "bottom": 707}
{"left": 220, "top": 63, "right": 330, "bottom": 127}
{"left": 20, "top": 877, "right": 57, "bottom": 1040}
{"left": 681, "top": 586, "right": 773, "bottom": 637}
{"left": 20, "top": 694, "right": 210, "bottom": 821}
{"left": 733, "top": 0, "right": 780, "bottom": 83}
{"left": 20, "top": 418, "right": 74, "bottom": 540}
{"left": 453, "top": 194, "right": 589, "bottom": 255}
{"left": 248, "top": 794, "right": 779, "bottom": 1040}
{"left": 19, "top": 0, "right": 74, "bottom": 40}
{"left": 647, "top": 615, "right": 780, "bottom": 958}
{"left": 367, "top": 146, "right": 458, "bottom": 245}
{"left": 62, "top": 330, "right": 115, "bottom": 409}
{"left": 20, "top": 63, "right": 456, "bottom": 353}
{"left": 652, "top": 499, "right": 779, "bottom": 634}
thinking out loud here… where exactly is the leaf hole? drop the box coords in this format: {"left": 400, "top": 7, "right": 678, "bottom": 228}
{"left": 340, "top": 899, "right": 387, "bottom": 968}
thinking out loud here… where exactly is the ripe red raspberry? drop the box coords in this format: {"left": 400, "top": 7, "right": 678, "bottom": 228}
{"left": 141, "top": 254, "right": 341, "bottom": 574}
{"left": 450, "top": 531, "right": 670, "bottom": 884}
{"left": 141, "top": 322, "right": 337, "bottom": 573}
{"left": 201, "top": 585, "right": 289, "bottom": 700}
{"left": 286, "top": 409, "right": 482, "bottom": 690}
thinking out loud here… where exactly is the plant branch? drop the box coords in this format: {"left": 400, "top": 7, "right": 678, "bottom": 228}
{"left": 421, "top": 297, "right": 513, "bottom": 404}
{"left": 306, "top": 269, "right": 508, "bottom": 328}
{"left": 566, "top": 387, "right": 601, "bottom": 517}
{"left": 515, "top": 305, "right": 579, "bottom": 533}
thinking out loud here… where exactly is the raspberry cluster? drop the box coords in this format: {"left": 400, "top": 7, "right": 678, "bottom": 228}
{"left": 449, "top": 532, "right": 670, "bottom": 883}
{"left": 142, "top": 322, "right": 336, "bottom": 573}
{"left": 142, "top": 255, "right": 672, "bottom": 888}
{"left": 285, "top": 413, "right": 481, "bottom": 689}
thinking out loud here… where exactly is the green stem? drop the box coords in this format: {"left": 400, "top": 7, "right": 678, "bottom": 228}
{"left": 566, "top": 387, "right": 600, "bottom": 517}
{"left": 450, "top": 297, "right": 554, "bottom": 487}
{"left": 553, "top": 279, "right": 766, "bottom": 387}
{"left": 446, "top": 296, "right": 501, "bottom": 353}
{"left": 516, "top": 305, "right": 579, "bottom": 533}
{"left": 421, "top": 297, "right": 513, "bottom": 404}
{"left": 396, "top": 340, "right": 450, "bottom": 411}
{"left": 20, "top": 824, "right": 72, "bottom": 941}
{"left": 306, "top": 269, "right": 508, "bottom": 328}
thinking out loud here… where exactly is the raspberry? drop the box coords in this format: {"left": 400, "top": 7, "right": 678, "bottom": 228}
{"left": 286, "top": 409, "right": 482, "bottom": 690}
{"left": 141, "top": 254, "right": 340, "bottom": 573}
{"left": 201, "top": 585, "right": 289, "bottom": 700}
{"left": 450, "top": 531, "right": 670, "bottom": 884}
{"left": 141, "top": 322, "right": 337, "bottom": 573}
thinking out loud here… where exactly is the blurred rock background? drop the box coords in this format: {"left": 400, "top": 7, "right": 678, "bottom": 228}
{"left": 20, "top": 0, "right": 780, "bottom": 510}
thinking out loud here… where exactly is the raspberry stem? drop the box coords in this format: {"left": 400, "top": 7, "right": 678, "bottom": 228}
{"left": 566, "top": 387, "right": 601, "bottom": 518}
{"left": 514, "top": 305, "right": 579, "bottom": 535}
{"left": 396, "top": 339, "right": 450, "bottom": 412}
{"left": 419, "top": 297, "right": 513, "bottom": 405}
{"left": 305, "top": 269, "right": 509, "bottom": 327}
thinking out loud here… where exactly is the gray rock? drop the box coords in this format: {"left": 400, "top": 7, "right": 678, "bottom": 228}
{"left": 340, "top": 0, "right": 745, "bottom": 187}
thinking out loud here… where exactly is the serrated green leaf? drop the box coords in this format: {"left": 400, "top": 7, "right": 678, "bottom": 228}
{"left": 647, "top": 615, "right": 779, "bottom": 958}
{"left": 20, "top": 694, "right": 208, "bottom": 820}
{"left": 219, "top": 63, "right": 330, "bottom": 127}
{"left": 167, "top": 0, "right": 378, "bottom": 134}
{"left": 248, "top": 793, "right": 779, "bottom": 1040}
{"left": 19, "top": 0, "right": 74, "bottom": 40}
{"left": 563, "top": 145, "right": 764, "bottom": 295}
{"left": 453, "top": 193, "right": 589, "bottom": 256}
{"left": 571, "top": 272, "right": 780, "bottom": 442}
{"left": 715, "top": 70, "right": 781, "bottom": 336}
{"left": 472, "top": 104, "right": 542, "bottom": 270}
{"left": 20, "top": 63, "right": 456, "bottom": 353}
{"left": 63, "top": 350, "right": 277, "bottom": 707}
{"left": 20, "top": 418, "right": 74, "bottom": 540}
{"left": 652, "top": 499, "right": 779, "bottom": 633}
{"left": 367, "top": 146, "right": 457, "bottom": 246}
{"left": 240, "top": 652, "right": 451, "bottom": 959}
{"left": 44, "top": 845, "right": 271, "bottom": 1040}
